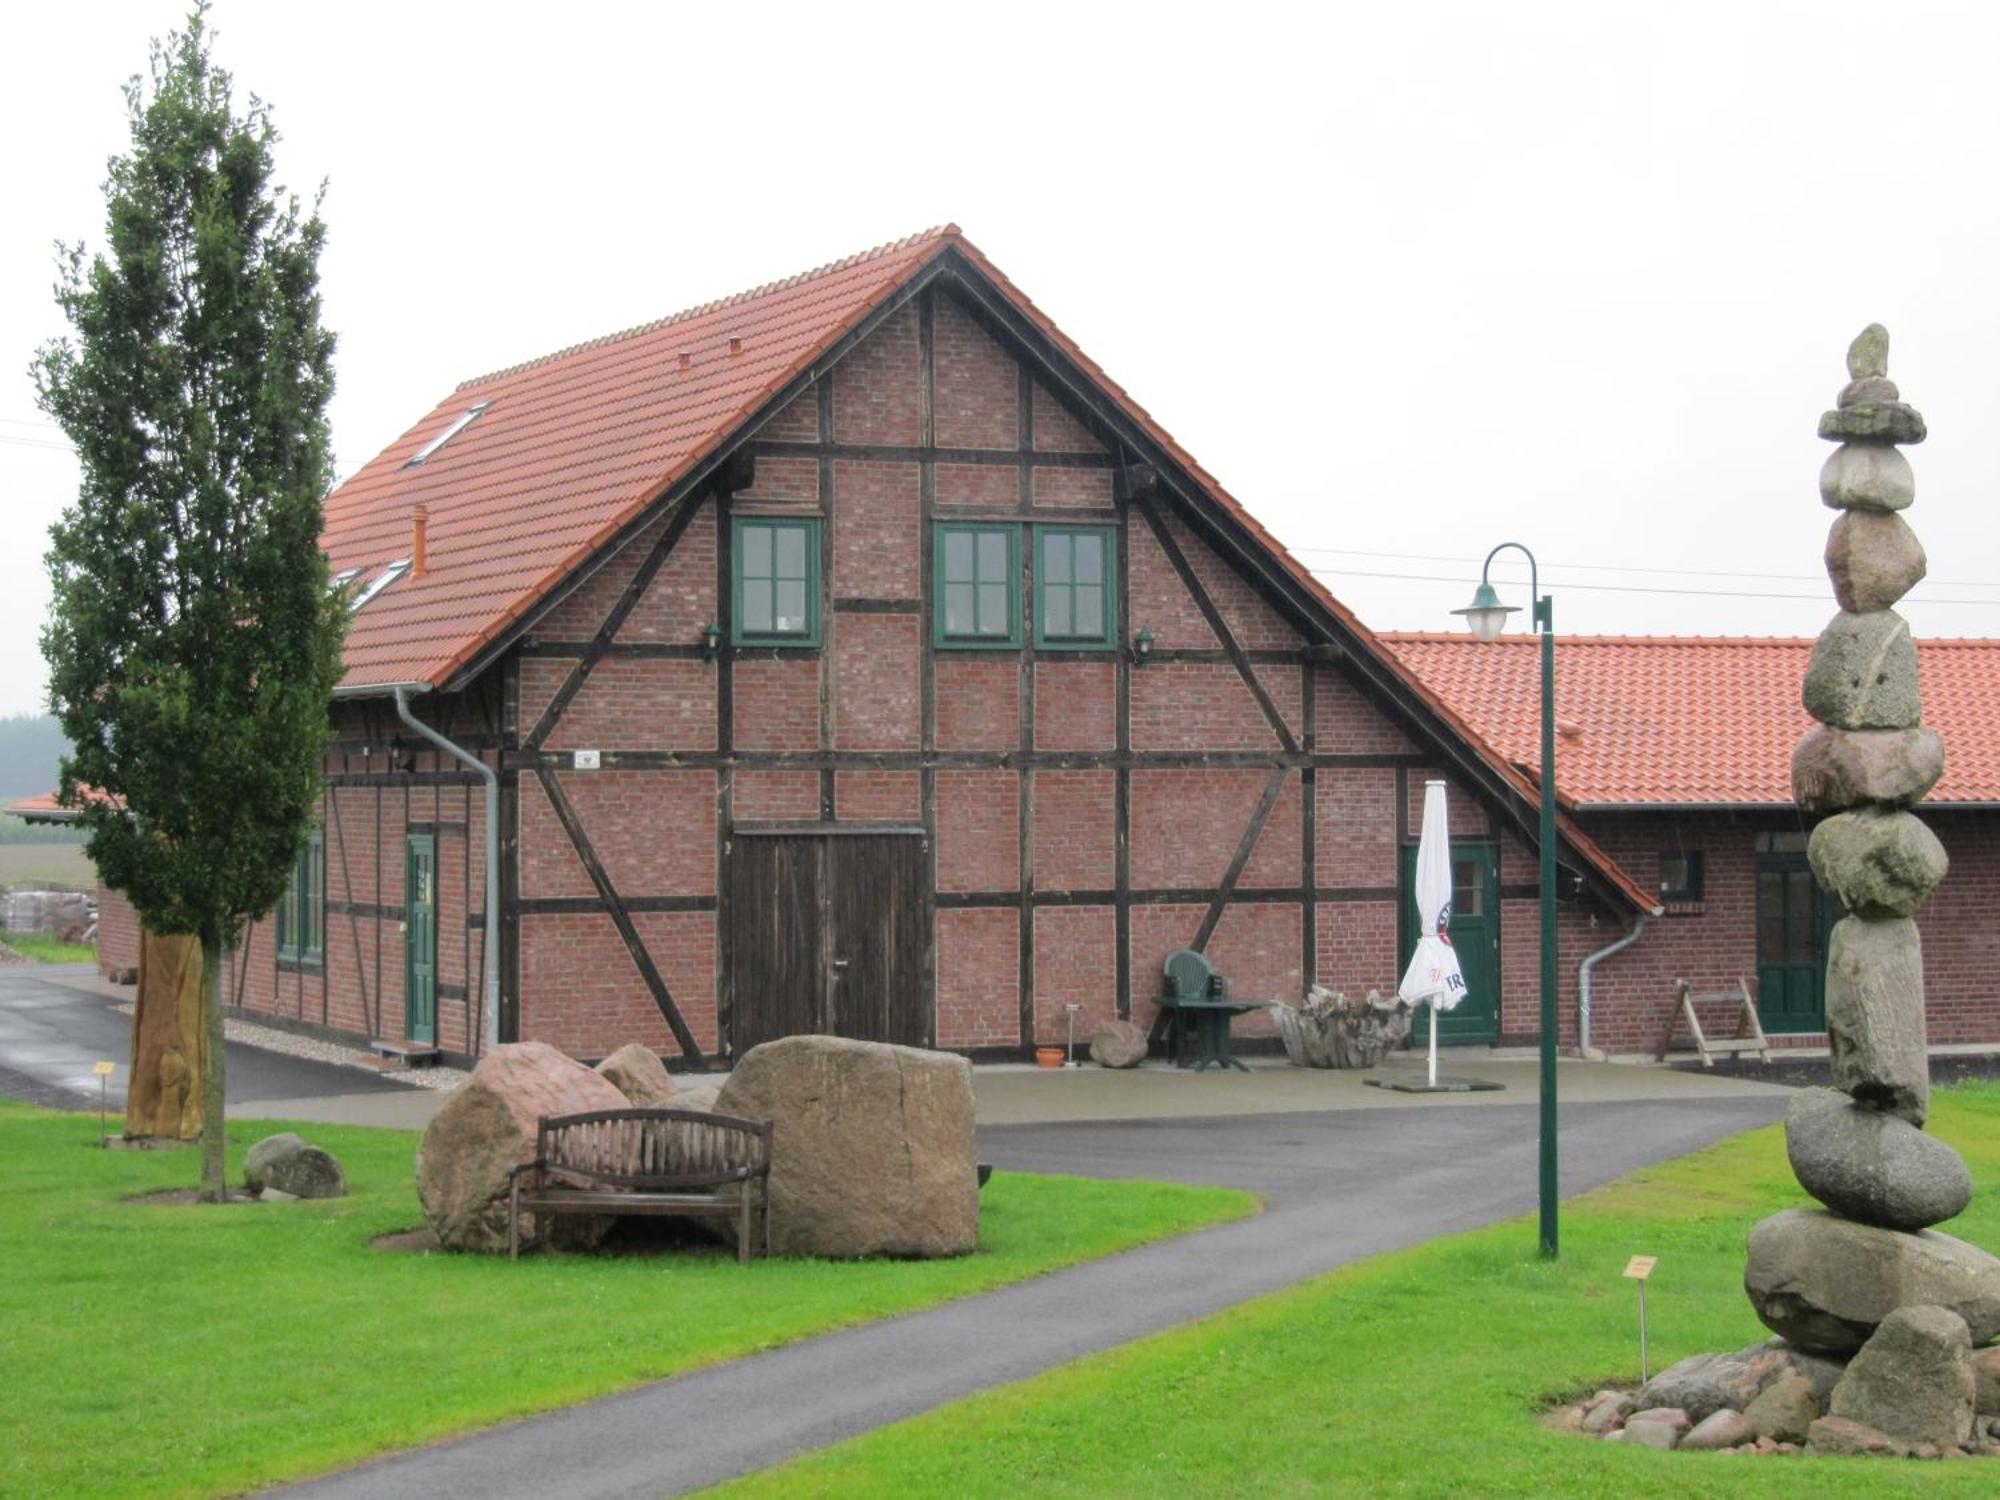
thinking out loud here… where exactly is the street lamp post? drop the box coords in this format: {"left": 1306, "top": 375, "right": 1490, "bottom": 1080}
{"left": 1454, "top": 543, "right": 1560, "bottom": 1259}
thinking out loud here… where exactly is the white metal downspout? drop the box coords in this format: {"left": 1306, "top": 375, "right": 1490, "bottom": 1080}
{"left": 394, "top": 686, "right": 501, "bottom": 1055}
{"left": 1578, "top": 914, "right": 1648, "bottom": 1058}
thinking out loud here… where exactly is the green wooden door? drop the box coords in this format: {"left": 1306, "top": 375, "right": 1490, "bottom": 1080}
{"left": 1756, "top": 849, "right": 1831, "bottom": 1033}
{"left": 1402, "top": 841, "right": 1500, "bottom": 1046}
{"left": 405, "top": 834, "right": 437, "bottom": 1045}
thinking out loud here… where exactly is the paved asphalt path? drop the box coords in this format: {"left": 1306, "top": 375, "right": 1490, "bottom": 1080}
{"left": 280, "top": 1090, "right": 1786, "bottom": 1500}
{"left": 0, "top": 965, "right": 409, "bottom": 1110}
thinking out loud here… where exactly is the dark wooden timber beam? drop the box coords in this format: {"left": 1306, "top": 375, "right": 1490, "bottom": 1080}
{"left": 1137, "top": 505, "right": 1300, "bottom": 755}
{"left": 532, "top": 766, "right": 704, "bottom": 1063}
{"left": 1192, "top": 766, "right": 1290, "bottom": 952}
{"left": 523, "top": 492, "right": 707, "bottom": 751}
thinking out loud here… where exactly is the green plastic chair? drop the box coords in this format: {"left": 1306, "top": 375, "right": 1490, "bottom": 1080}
{"left": 1161, "top": 949, "right": 1227, "bottom": 1067}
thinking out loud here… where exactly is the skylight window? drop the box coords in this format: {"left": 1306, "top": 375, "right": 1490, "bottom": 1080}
{"left": 403, "top": 400, "right": 491, "bottom": 468}
{"left": 350, "top": 560, "right": 410, "bottom": 612}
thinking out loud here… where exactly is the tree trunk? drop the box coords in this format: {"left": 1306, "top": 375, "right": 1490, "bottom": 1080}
{"left": 125, "top": 927, "right": 204, "bottom": 1140}
{"left": 198, "top": 923, "right": 227, "bottom": 1202}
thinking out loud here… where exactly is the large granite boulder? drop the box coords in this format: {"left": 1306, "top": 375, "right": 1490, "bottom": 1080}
{"left": 1791, "top": 725, "right": 1944, "bottom": 812}
{"left": 1785, "top": 1087, "right": 1971, "bottom": 1231}
{"left": 1089, "top": 1020, "right": 1149, "bottom": 1069}
{"left": 1824, "top": 509, "right": 1926, "bottom": 614}
{"left": 1828, "top": 1305, "right": 1976, "bottom": 1448}
{"left": 1743, "top": 1209, "right": 2000, "bottom": 1353}
{"left": 716, "top": 1036, "right": 977, "bottom": 1259}
{"left": 1639, "top": 1343, "right": 1791, "bottom": 1422}
{"left": 415, "top": 1041, "right": 630, "bottom": 1252}
{"left": 1807, "top": 809, "right": 1947, "bottom": 919}
{"left": 244, "top": 1132, "right": 346, "bottom": 1200}
{"left": 1824, "top": 916, "right": 1929, "bottom": 1124}
{"left": 1802, "top": 610, "right": 1920, "bottom": 730}
{"left": 1819, "top": 442, "right": 1915, "bottom": 511}
{"left": 594, "top": 1042, "right": 677, "bottom": 1107}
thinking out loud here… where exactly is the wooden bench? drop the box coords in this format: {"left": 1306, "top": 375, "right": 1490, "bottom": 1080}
{"left": 507, "top": 1107, "right": 773, "bottom": 1263}
{"left": 1658, "top": 977, "right": 1772, "bottom": 1066}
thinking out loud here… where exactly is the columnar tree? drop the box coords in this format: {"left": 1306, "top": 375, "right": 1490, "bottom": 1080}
{"left": 33, "top": 4, "right": 345, "bottom": 1199}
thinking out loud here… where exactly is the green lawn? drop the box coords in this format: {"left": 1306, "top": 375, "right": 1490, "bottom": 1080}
{"left": 0, "top": 1103, "right": 1253, "bottom": 1500}
{"left": 1, "top": 928, "right": 96, "bottom": 965}
{"left": 715, "top": 1083, "right": 2000, "bottom": 1498}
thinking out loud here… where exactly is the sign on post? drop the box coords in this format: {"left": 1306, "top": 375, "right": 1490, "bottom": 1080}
{"left": 1624, "top": 1255, "right": 1657, "bottom": 1381}
{"left": 93, "top": 1060, "right": 116, "bottom": 1146}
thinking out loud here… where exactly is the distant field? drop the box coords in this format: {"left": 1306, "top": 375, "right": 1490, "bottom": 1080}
{"left": 0, "top": 842, "right": 96, "bottom": 890}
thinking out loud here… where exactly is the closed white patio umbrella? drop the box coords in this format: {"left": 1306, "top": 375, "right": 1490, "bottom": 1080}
{"left": 1398, "top": 779, "right": 1468, "bottom": 1089}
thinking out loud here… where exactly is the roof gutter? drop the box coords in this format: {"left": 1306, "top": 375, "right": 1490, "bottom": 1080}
{"left": 332, "top": 680, "right": 432, "bottom": 700}
{"left": 393, "top": 686, "right": 500, "bottom": 1054}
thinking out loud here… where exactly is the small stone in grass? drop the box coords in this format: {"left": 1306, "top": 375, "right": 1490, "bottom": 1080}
{"left": 1682, "top": 1409, "right": 1753, "bottom": 1451}
{"left": 1624, "top": 1418, "right": 1681, "bottom": 1449}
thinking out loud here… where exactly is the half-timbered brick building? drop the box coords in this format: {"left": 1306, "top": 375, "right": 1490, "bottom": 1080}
{"left": 81, "top": 227, "right": 1989, "bottom": 1068}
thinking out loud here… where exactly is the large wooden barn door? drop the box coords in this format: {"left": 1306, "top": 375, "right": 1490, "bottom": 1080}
{"left": 828, "top": 836, "right": 928, "bottom": 1047}
{"left": 728, "top": 835, "right": 825, "bottom": 1055}
{"left": 728, "top": 831, "right": 928, "bottom": 1056}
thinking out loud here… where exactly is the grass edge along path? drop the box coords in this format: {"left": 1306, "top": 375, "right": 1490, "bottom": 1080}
{"left": 0, "top": 1102, "right": 1253, "bottom": 1500}
{"left": 712, "top": 1082, "right": 2000, "bottom": 1500}
{"left": 0, "top": 930, "right": 96, "bottom": 965}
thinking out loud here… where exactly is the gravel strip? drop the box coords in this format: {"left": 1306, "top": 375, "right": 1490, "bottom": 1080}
{"left": 109, "top": 1001, "right": 468, "bottom": 1093}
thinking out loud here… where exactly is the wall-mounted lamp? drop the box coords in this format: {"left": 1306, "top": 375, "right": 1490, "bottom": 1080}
{"left": 700, "top": 621, "right": 723, "bottom": 664}
{"left": 1131, "top": 627, "right": 1154, "bottom": 665}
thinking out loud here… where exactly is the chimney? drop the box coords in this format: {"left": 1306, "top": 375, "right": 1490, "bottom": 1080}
{"left": 411, "top": 503, "right": 429, "bottom": 579}
{"left": 728, "top": 336, "right": 743, "bottom": 357}
{"left": 677, "top": 350, "right": 691, "bottom": 371}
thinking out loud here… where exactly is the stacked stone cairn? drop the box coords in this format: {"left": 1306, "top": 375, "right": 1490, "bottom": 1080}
{"left": 1550, "top": 328, "right": 2000, "bottom": 1458}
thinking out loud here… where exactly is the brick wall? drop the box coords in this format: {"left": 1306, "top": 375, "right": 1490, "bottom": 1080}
{"left": 226, "top": 695, "right": 492, "bottom": 1058}
{"left": 96, "top": 886, "right": 139, "bottom": 978}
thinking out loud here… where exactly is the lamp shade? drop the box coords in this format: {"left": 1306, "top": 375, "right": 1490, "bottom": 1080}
{"left": 1452, "top": 580, "right": 1518, "bottom": 643}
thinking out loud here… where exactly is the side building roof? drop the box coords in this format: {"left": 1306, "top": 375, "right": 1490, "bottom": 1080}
{"left": 1381, "top": 633, "right": 2000, "bottom": 808}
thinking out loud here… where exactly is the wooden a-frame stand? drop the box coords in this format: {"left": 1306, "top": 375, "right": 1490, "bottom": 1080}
{"left": 1658, "top": 977, "right": 1771, "bottom": 1066}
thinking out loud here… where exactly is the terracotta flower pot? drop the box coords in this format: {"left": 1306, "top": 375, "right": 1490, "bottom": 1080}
{"left": 1034, "top": 1047, "right": 1065, "bottom": 1069}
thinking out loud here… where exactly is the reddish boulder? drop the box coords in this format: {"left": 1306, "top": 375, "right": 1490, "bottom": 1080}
{"left": 415, "top": 1041, "right": 630, "bottom": 1252}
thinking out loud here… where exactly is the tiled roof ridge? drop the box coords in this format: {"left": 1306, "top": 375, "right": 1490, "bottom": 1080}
{"left": 1380, "top": 630, "right": 2000, "bottom": 647}
{"left": 453, "top": 224, "right": 960, "bottom": 392}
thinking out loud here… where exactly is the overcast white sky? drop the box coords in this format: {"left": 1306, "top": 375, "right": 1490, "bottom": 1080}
{"left": 5, "top": 1, "right": 1998, "bottom": 718}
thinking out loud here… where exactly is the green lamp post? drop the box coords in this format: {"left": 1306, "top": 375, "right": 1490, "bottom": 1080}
{"left": 1454, "top": 543, "right": 1560, "bottom": 1259}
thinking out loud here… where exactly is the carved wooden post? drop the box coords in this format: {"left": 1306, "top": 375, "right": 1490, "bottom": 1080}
{"left": 124, "top": 928, "right": 205, "bottom": 1140}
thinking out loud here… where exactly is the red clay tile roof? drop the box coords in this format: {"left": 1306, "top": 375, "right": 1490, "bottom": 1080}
{"left": 1380, "top": 634, "right": 2000, "bottom": 808}
{"left": 7, "top": 787, "right": 117, "bottom": 823}
{"left": 323, "top": 226, "right": 1657, "bottom": 912}
{"left": 324, "top": 228, "right": 959, "bottom": 690}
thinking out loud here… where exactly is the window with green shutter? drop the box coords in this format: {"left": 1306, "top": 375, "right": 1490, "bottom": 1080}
{"left": 276, "top": 829, "right": 324, "bottom": 966}
{"left": 1034, "top": 525, "right": 1116, "bottom": 649}
{"left": 732, "top": 517, "right": 820, "bottom": 646}
{"left": 934, "top": 523, "right": 1021, "bottom": 648}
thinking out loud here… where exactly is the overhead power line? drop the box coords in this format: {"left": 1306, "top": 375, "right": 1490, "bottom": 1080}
{"left": 1307, "top": 565, "right": 2000, "bottom": 607}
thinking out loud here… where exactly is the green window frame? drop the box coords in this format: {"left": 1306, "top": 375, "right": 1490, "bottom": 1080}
{"left": 731, "top": 517, "right": 821, "bottom": 646}
{"left": 1033, "top": 525, "right": 1117, "bottom": 649}
{"left": 934, "top": 523, "right": 1022, "bottom": 649}
{"left": 276, "top": 828, "right": 324, "bottom": 965}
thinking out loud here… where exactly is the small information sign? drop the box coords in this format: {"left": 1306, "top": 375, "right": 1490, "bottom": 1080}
{"left": 92, "top": 1060, "right": 117, "bottom": 1077}
{"left": 1623, "top": 1255, "right": 1657, "bottom": 1281}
